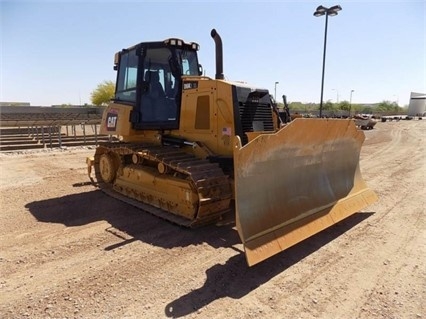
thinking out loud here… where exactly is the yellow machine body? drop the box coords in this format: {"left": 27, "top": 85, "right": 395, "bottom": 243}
{"left": 88, "top": 30, "right": 377, "bottom": 266}
{"left": 99, "top": 77, "right": 245, "bottom": 156}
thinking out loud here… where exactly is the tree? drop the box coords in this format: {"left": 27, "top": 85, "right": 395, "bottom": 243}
{"left": 351, "top": 103, "right": 362, "bottom": 114}
{"left": 337, "top": 101, "right": 351, "bottom": 111}
{"left": 288, "top": 101, "right": 304, "bottom": 110}
{"left": 376, "top": 100, "right": 395, "bottom": 112}
{"left": 90, "top": 80, "right": 115, "bottom": 106}
{"left": 323, "top": 100, "right": 335, "bottom": 111}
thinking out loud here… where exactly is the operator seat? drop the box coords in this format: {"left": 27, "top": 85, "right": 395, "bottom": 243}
{"left": 142, "top": 70, "right": 170, "bottom": 121}
{"left": 146, "top": 71, "right": 165, "bottom": 98}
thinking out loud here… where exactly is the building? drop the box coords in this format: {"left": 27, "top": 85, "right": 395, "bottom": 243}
{"left": 407, "top": 92, "right": 426, "bottom": 116}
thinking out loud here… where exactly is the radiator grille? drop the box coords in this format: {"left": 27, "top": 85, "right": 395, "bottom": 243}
{"left": 239, "top": 101, "right": 274, "bottom": 144}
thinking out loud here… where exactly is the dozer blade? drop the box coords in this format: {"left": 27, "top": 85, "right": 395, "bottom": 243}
{"left": 233, "top": 118, "right": 378, "bottom": 266}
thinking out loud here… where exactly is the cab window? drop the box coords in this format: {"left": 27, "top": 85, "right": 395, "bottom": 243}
{"left": 115, "top": 49, "right": 138, "bottom": 102}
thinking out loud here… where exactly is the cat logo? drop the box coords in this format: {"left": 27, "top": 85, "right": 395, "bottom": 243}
{"left": 106, "top": 112, "right": 118, "bottom": 131}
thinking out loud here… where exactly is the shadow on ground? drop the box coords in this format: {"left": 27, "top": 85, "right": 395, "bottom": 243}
{"left": 164, "top": 211, "right": 374, "bottom": 318}
{"left": 25, "top": 189, "right": 239, "bottom": 250}
{"left": 25, "top": 189, "right": 373, "bottom": 317}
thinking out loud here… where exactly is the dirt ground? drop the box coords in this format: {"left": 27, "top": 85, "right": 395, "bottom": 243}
{"left": 0, "top": 120, "right": 424, "bottom": 319}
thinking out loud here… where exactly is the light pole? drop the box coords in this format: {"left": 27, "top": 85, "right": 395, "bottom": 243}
{"left": 332, "top": 88, "right": 339, "bottom": 103}
{"left": 349, "top": 89, "right": 354, "bottom": 117}
{"left": 274, "top": 81, "right": 279, "bottom": 100}
{"left": 314, "top": 4, "right": 342, "bottom": 117}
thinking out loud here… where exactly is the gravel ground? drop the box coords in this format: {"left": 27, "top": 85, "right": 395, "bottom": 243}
{"left": 0, "top": 120, "right": 425, "bottom": 319}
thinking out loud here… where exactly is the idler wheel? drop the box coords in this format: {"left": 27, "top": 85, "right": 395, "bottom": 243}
{"left": 99, "top": 153, "right": 116, "bottom": 183}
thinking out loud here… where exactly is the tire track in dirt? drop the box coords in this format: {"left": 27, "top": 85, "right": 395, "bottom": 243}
{"left": 1, "top": 122, "right": 425, "bottom": 319}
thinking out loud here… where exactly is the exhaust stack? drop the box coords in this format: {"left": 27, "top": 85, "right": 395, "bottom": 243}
{"left": 210, "top": 29, "right": 224, "bottom": 80}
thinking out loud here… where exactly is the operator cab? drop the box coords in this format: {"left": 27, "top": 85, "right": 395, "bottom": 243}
{"left": 113, "top": 39, "right": 202, "bottom": 130}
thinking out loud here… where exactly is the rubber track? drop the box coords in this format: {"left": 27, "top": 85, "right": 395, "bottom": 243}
{"left": 92, "top": 142, "right": 232, "bottom": 228}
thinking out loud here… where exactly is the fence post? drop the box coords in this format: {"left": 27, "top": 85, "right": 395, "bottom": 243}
{"left": 49, "top": 126, "right": 52, "bottom": 148}
{"left": 41, "top": 126, "right": 45, "bottom": 148}
{"left": 58, "top": 125, "right": 62, "bottom": 148}
{"left": 82, "top": 123, "right": 86, "bottom": 144}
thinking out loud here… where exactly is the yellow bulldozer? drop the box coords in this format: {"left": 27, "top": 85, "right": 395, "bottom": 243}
{"left": 87, "top": 29, "right": 377, "bottom": 266}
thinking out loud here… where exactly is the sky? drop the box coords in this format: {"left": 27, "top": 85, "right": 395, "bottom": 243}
{"left": 1, "top": 0, "right": 425, "bottom": 107}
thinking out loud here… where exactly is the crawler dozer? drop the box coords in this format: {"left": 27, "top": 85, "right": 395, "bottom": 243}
{"left": 87, "top": 29, "right": 377, "bottom": 266}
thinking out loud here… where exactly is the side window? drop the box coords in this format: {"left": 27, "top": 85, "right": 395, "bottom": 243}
{"left": 182, "top": 59, "right": 190, "bottom": 75}
{"left": 178, "top": 50, "right": 199, "bottom": 76}
{"left": 116, "top": 49, "right": 138, "bottom": 102}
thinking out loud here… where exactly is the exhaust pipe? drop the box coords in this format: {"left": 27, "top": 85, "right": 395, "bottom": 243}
{"left": 210, "top": 29, "right": 224, "bottom": 80}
